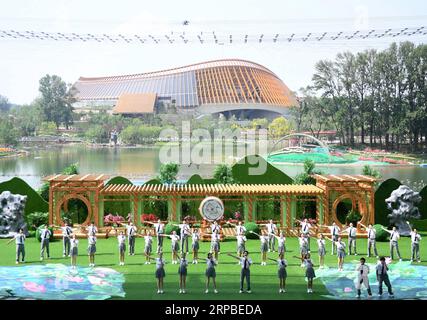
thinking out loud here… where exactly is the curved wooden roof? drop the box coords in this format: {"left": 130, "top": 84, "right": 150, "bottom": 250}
{"left": 101, "top": 183, "right": 323, "bottom": 196}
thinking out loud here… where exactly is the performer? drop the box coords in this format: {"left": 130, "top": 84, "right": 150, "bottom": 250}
{"left": 207, "top": 231, "right": 221, "bottom": 261}
{"left": 191, "top": 228, "right": 200, "bottom": 264}
{"left": 303, "top": 253, "right": 316, "bottom": 293}
{"left": 70, "top": 234, "right": 79, "bottom": 269}
{"left": 119, "top": 221, "right": 137, "bottom": 256}
{"left": 210, "top": 221, "right": 222, "bottom": 253}
{"left": 228, "top": 220, "right": 246, "bottom": 236}
{"left": 317, "top": 233, "right": 326, "bottom": 268}
{"left": 248, "top": 231, "right": 269, "bottom": 265}
{"left": 117, "top": 231, "right": 126, "bottom": 266}
{"left": 178, "top": 253, "right": 189, "bottom": 294}
{"left": 297, "top": 219, "right": 312, "bottom": 252}
{"left": 144, "top": 219, "right": 165, "bottom": 254}
{"left": 274, "top": 231, "right": 286, "bottom": 256}
{"left": 160, "top": 231, "right": 180, "bottom": 264}
{"left": 320, "top": 222, "right": 340, "bottom": 255}
{"left": 6, "top": 228, "right": 26, "bottom": 264}
{"left": 40, "top": 225, "right": 51, "bottom": 261}
{"left": 143, "top": 230, "right": 153, "bottom": 264}
{"left": 408, "top": 223, "right": 421, "bottom": 263}
{"left": 298, "top": 233, "right": 309, "bottom": 267}
{"left": 259, "top": 219, "right": 277, "bottom": 252}
{"left": 381, "top": 226, "right": 402, "bottom": 261}
{"left": 53, "top": 222, "right": 73, "bottom": 257}
{"left": 342, "top": 222, "right": 358, "bottom": 255}
{"left": 355, "top": 257, "right": 372, "bottom": 299}
{"left": 326, "top": 236, "right": 346, "bottom": 271}
{"left": 155, "top": 251, "right": 166, "bottom": 294}
{"left": 86, "top": 221, "right": 97, "bottom": 236}
{"left": 173, "top": 219, "right": 191, "bottom": 254}
{"left": 87, "top": 233, "right": 97, "bottom": 267}
{"left": 376, "top": 256, "right": 394, "bottom": 298}
{"left": 268, "top": 253, "right": 287, "bottom": 293}
{"left": 228, "top": 251, "right": 252, "bottom": 294}
{"left": 205, "top": 252, "right": 218, "bottom": 294}
{"left": 359, "top": 222, "right": 379, "bottom": 257}
{"left": 228, "top": 233, "right": 247, "bottom": 260}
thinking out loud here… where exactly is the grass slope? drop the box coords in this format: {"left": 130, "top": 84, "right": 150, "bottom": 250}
{"left": 0, "top": 177, "right": 48, "bottom": 216}
{"left": 374, "top": 178, "right": 401, "bottom": 226}
{"left": 1, "top": 234, "right": 425, "bottom": 300}
{"left": 104, "top": 176, "right": 133, "bottom": 215}
{"left": 232, "top": 155, "right": 293, "bottom": 185}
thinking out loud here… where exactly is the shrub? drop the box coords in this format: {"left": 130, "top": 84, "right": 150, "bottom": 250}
{"left": 35, "top": 225, "right": 55, "bottom": 242}
{"left": 27, "top": 230, "right": 36, "bottom": 238}
{"left": 26, "top": 212, "right": 49, "bottom": 230}
{"left": 164, "top": 222, "right": 180, "bottom": 235}
{"left": 345, "top": 209, "right": 362, "bottom": 224}
{"left": 373, "top": 224, "right": 389, "bottom": 242}
{"left": 244, "top": 222, "right": 260, "bottom": 239}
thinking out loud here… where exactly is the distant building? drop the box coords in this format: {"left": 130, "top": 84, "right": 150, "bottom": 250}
{"left": 72, "top": 59, "right": 298, "bottom": 120}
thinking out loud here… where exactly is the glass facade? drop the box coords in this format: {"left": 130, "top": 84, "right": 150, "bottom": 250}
{"left": 73, "top": 59, "right": 298, "bottom": 112}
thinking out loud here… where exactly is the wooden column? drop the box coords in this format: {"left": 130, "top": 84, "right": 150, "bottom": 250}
{"left": 48, "top": 184, "right": 54, "bottom": 225}
{"left": 286, "top": 196, "right": 291, "bottom": 235}
{"left": 98, "top": 195, "right": 104, "bottom": 227}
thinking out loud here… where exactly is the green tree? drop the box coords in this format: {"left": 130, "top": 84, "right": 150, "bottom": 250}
{"left": 213, "top": 164, "right": 234, "bottom": 184}
{"left": 268, "top": 117, "right": 293, "bottom": 140}
{"left": 158, "top": 163, "right": 179, "bottom": 184}
{"left": 0, "top": 117, "right": 19, "bottom": 146}
{"left": 38, "top": 74, "right": 75, "bottom": 129}
{"left": 0, "top": 94, "right": 11, "bottom": 113}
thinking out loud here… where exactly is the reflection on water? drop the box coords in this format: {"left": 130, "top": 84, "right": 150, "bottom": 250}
{"left": 0, "top": 145, "right": 426, "bottom": 189}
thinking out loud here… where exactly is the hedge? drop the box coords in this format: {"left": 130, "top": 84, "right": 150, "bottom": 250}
{"left": 35, "top": 225, "right": 55, "bottom": 242}
{"left": 244, "top": 222, "right": 260, "bottom": 239}
{"left": 419, "top": 186, "right": 427, "bottom": 220}
{"left": 373, "top": 224, "right": 389, "bottom": 242}
{"left": 164, "top": 222, "right": 180, "bottom": 235}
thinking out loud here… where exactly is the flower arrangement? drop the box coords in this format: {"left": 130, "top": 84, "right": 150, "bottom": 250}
{"left": 234, "top": 211, "right": 242, "bottom": 220}
{"left": 141, "top": 213, "right": 158, "bottom": 224}
{"left": 104, "top": 213, "right": 125, "bottom": 226}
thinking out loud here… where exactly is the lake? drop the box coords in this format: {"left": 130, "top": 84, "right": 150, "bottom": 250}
{"left": 0, "top": 145, "right": 426, "bottom": 189}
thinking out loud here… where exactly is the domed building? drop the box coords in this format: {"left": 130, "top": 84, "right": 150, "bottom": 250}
{"left": 72, "top": 59, "right": 298, "bottom": 119}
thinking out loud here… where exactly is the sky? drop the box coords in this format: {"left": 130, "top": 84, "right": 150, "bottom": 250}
{"left": 0, "top": 0, "right": 426, "bottom": 104}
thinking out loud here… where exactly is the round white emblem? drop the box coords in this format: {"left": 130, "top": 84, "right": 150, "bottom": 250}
{"left": 199, "top": 197, "right": 224, "bottom": 222}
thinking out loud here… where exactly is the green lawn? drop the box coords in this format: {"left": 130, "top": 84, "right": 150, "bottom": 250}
{"left": 1, "top": 235, "right": 425, "bottom": 300}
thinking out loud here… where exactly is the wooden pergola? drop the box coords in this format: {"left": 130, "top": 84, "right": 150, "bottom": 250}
{"left": 43, "top": 174, "right": 375, "bottom": 237}
{"left": 44, "top": 174, "right": 108, "bottom": 226}
{"left": 314, "top": 174, "right": 376, "bottom": 232}
{"left": 100, "top": 183, "right": 324, "bottom": 235}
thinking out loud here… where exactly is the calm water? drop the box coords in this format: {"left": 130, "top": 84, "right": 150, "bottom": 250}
{"left": 1, "top": 145, "right": 426, "bottom": 189}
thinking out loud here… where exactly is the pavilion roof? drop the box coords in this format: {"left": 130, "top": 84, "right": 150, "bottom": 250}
{"left": 43, "top": 174, "right": 109, "bottom": 182}
{"left": 100, "top": 183, "right": 324, "bottom": 196}
{"left": 313, "top": 174, "right": 376, "bottom": 183}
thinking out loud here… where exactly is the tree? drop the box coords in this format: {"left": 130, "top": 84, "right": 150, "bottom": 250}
{"left": 158, "top": 163, "right": 179, "bottom": 184}
{"left": 268, "top": 117, "right": 293, "bottom": 140}
{"left": 213, "top": 164, "right": 234, "bottom": 184}
{"left": 293, "top": 159, "right": 320, "bottom": 185}
{"left": 0, "top": 95, "right": 11, "bottom": 113}
{"left": 38, "top": 75, "right": 75, "bottom": 129}
{"left": 0, "top": 117, "right": 19, "bottom": 146}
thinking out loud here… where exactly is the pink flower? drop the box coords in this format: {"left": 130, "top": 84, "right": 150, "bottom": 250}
{"left": 65, "top": 276, "right": 84, "bottom": 283}
{"left": 344, "top": 287, "right": 353, "bottom": 293}
{"left": 23, "top": 282, "right": 46, "bottom": 293}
